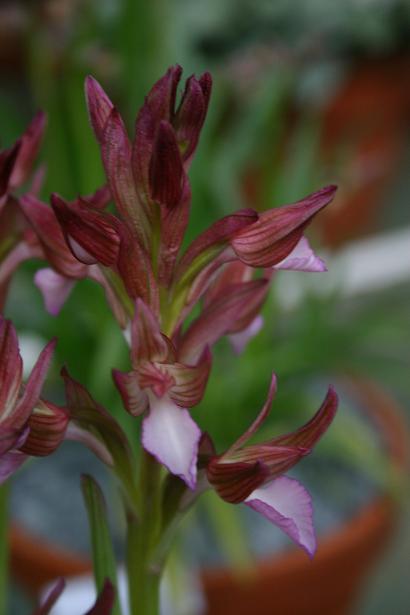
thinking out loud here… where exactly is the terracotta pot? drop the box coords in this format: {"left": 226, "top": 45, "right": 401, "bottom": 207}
{"left": 317, "top": 55, "right": 410, "bottom": 247}
{"left": 9, "top": 379, "right": 409, "bottom": 613}
{"left": 200, "top": 379, "right": 409, "bottom": 615}
{"left": 241, "top": 56, "right": 410, "bottom": 249}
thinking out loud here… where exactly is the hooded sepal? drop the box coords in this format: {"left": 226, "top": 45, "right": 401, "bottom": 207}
{"left": 231, "top": 186, "right": 337, "bottom": 267}
{"left": 269, "top": 386, "right": 338, "bottom": 449}
{"left": 149, "top": 120, "right": 184, "bottom": 209}
{"left": 0, "top": 318, "right": 23, "bottom": 425}
{"left": 9, "top": 111, "right": 46, "bottom": 190}
{"left": 85, "top": 76, "right": 114, "bottom": 142}
{"left": 51, "top": 193, "right": 120, "bottom": 266}
{"left": 34, "top": 268, "right": 75, "bottom": 316}
{"left": 101, "top": 107, "right": 152, "bottom": 248}
{"left": 19, "top": 194, "right": 87, "bottom": 278}
{"left": 115, "top": 222, "right": 159, "bottom": 311}
{"left": 19, "top": 400, "right": 69, "bottom": 457}
{"left": 132, "top": 65, "right": 182, "bottom": 208}
{"left": 173, "top": 72, "right": 212, "bottom": 166}
{"left": 207, "top": 458, "right": 269, "bottom": 504}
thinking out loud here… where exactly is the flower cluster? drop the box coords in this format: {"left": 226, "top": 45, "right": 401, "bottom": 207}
{"left": 0, "top": 64, "right": 339, "bottom": 608}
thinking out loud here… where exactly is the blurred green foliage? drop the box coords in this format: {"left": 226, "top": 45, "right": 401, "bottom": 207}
{"left": 0, "top": 0, "right": 409, "bottom": 476}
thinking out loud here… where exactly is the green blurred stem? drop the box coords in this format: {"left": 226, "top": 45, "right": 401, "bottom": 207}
{"left": 0, "top": 483, "right": 9, "bottom": 615}
{"left": 205, "top": 491, "right": 253, "bottom": 573}
{"left": 126, "top": 452, "right": 163, "bottom": 615}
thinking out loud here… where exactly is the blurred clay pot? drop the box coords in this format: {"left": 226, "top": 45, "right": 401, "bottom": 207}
{"left": 9, "top": 379, "right": 409, "bottom": 614}
{"left": 317, "top": 55, "right": 410, "bottom": 247}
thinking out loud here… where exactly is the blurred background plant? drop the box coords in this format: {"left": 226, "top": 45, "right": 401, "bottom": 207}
{"left": 0, "top": 0, "right": 409, "bottom": 613}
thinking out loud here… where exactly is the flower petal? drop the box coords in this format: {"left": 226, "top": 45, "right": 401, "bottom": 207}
{"left": 34, "top": 268, "right": 74, "bottom": 316}
{"left": 231, "top": 186, "right": 337, "bottom": 268}
{"left": 0, "top": 446, "right": 28, "bottom": 484}
{"left": 85, "top": 76, "right": 114, "bottom": 142}
{"left": 179, "top": 279, "right": 268, "bottom": 363}
{"left": 13, "top": 338, "right": 56, "bottom": 428}
{"left": 101, "top": 108, "right": 151, "bottom": 248}
{"left": 149, "top": 120, "right": 184, "bottom": 208}
{"left": 208, "top": 458, "right": 269, "bottom": 504}
{"left": 142, "top": 395, "right": 200, "bottom": 489}
{"left": 0, "top": 318, "right": 23, "bottom": 424}
{"left": 173, "top": 72, "right": 212, "bottom": 166}
{"left": 132, "top": 65, "right": 182, "bottom": 207}
{"left": 62, "top": 368, "right": 133, "bottom": 472}
{"left": 9, "top": 111, "right": 46, "bottom": 189}
{"left": 225, "top": 373, "right": 277, "bottom": 454}
{"left": 19, "top": 194, "right": 87, "bottom": 278}
{"left": 158, "top": 177, "right": 191, "bottom": 286}
{"left": 273, "top": 236, "right": 326, "bottom": 272}
{"left": 51, "top": 193, "right": 120, "bottom": 266}
{"left": 112, "top": 368, "right": 149, "bottom": 416}
{"left": 245, "top": 476, "right": 316, "bottom": 557}
{"left": 20, "top": 400, "right": 69, "bottom": 457}
{"left": 228, "top": 315, "right": 264, "bottom": 354}
{"left": 270, "top": 386, "right": 338, "bottom": 449}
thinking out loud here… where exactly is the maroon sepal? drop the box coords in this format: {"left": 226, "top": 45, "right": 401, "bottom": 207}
{"left": 179, "top": 279, "right": 269, "bottom": 362}
{"left": 231, "top": 186, "right": 337, "bottom": 267}
{"left": 149, "top": 120, "right": 184, "bottom": 208}
{"left": 10, "top": 111, "right": 46, "bottom": 189}
{"left": 132, "top": 65, "right": 182, "bottom": 209}
{"left": 173, "top": 72, "right": 212, "bottom": 165}
{"left": 19, "top": 400, "right": 69, "bottom": 457}
{"left": 19, "top": 195, "right": 87, "bottom": 278}
{"left": 269, "top": 386, "right": 338, "bottom": 449}
{"left": 51, "top": 193, "right": 120, "bottom": 266}
{"left": 85, "top": 75, "right": 114, "bottom": 142}
{"left": 115, "top": 222, "right": 159, "bottom": 311}
{"left": 207, "top": 458, "right": 269, "bottom": 504}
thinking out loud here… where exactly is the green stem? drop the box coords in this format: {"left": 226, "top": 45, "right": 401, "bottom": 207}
{"left": 126, "top": 452, "right": 163, "bottom": 615}
{"left": 0, "top": 483, "right": 9, "bottom": 615}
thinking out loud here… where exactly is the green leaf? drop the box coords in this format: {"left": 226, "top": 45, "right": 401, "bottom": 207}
{"left": 81, "top": 475, "right": 122, "bottom": 615}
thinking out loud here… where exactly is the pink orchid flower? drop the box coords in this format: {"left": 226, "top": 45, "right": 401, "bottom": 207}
{"left": 206, "top": 375, "right": 338, "bottom": 556}
{"left": 0, "top": 318, "right": 68, "bottom": 483}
